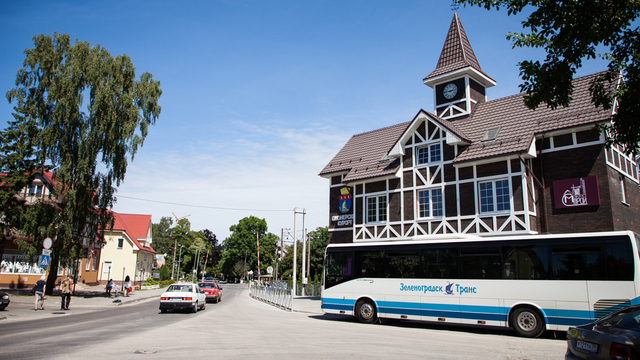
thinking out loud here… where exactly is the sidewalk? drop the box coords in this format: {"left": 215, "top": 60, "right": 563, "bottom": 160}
{"left": 291, "top": 296, "right": 323, "bottom": 315}
{"left": 0, "top": 285, "right": 166, "bottom": 323}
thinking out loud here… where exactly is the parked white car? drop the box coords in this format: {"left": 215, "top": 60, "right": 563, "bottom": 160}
{"left": 159, "top": 283, "right": 206, "bottom": 313}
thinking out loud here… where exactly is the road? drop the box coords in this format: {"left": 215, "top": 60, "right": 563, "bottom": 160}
{"left": 0, "top": 284, "right": 568, "bottom": 359}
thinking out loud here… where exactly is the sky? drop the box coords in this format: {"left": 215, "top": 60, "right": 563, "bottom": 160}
{"left": 0, "top": 1, "right": 610, "bottom": 244}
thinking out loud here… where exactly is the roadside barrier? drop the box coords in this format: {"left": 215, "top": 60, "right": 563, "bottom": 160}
{"left": 249, "top": 283, "right": 292, "bottom": 311}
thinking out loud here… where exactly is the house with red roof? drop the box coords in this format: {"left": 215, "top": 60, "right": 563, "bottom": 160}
{"left": 0, "top": 169, "right": 103, "bottom": 287}
{"left": 320, "top": 12, "right": 639, "bottom": 244}
{"left": 99, "top": 212, "right": 155, "bottom": 288}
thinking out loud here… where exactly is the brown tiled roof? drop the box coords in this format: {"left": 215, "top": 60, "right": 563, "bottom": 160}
{"left": 319, "top": 122, "right": 411, "bottom": 182}
{"left": 321, "top": 73, "right": 612, "bottom": 182}
{"left": 451, "top": 72, "right": 610, "bottom": 163}
{"left": 424, "top": 12, "right": 494, "bottom": 83}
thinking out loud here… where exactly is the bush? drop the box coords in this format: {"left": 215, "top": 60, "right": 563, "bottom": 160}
{"left": 160, "top": 264, "right": 171, "bottom": 280}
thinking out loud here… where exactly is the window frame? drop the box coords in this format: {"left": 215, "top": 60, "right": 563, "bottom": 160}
{"left": 366, "top": 195, "right": 388, "bottom": 223}
{"left": 479, "top": 179, "right": 511, "bottom": 214}
{"left": 417, "top": 187, "right": 444, "bottom": 218}
{"left": 117, "top": 238, "right": 124, "bottom": 250}
{"left": 416, "top": 143, "right": 442, "bottom": 165}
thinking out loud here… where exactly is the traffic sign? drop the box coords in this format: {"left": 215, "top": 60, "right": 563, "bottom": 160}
{"left": 39, "top": 254, "right": 50, "bottom": 268}
{"left": 42, "top": 249, "right": 51, "bottom": 256}
{"left": 43, "top": 237, "right": 52, "bottom": 250}
{"left": 267, "top": 266, "right": 273, "bottom": 274}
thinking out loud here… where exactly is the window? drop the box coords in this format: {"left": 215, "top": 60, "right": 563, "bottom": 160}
{"left": 92, "top": 255, "right": 97, "bottom": 271}
{"left": 479, "top": 180, "right": 510, "bottom": 213}
{"left": 418, "top": 188, "right": 443, "bottom": 218}
{"left": 367, "top": 195, "right": 387, "bottom": 223}
{"left": 117, "top": 238, "right": 124, "bottom": 249}
{"left": 28, "top": 184, "right": 43, "bottom": 195}
{"left": 86, "top": 256, "right": 91, "bottom": 271}
{"left": 482, "top": 127, "right": 501, "bottom": 142}
{"left": 103, "top": 261, "right": 112, "bottom": 274}
{"left": 620, "top": 175, "right": 627, "bottom": 204}
{"left": 417, "top": 143, "right": 441, "bottom": 165}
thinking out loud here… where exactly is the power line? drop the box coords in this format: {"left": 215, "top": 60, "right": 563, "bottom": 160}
{"left": 116, "top": 195, "right": 291, "bottom": 212}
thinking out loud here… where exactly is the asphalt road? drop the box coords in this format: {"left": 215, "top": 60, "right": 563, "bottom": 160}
{"left": 0, "top": 284, "right": 569, "bottom": 359}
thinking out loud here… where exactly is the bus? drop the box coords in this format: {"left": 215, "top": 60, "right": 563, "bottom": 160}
{"left": 321, "top": 231, "right": 640, "bottom": 337}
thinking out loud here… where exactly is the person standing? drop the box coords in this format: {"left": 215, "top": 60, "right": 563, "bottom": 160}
{"left": 60, "top": 274, "right": 72, "bottom": 310}
{"left": 123, "top": 275, "right": 131, "bottom": 297}
{"left": 34, "top": 275, "right": 46, "bottom": 310}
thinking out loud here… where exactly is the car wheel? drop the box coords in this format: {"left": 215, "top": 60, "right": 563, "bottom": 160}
{"left": 355, "top": 299, "right": 377, "bottom": 324}
{"left": 192, "top": 302, "right": 198, "bottom": 313}
{"left": 160, "top": 308, "right": 167, "bottom": 314}
{"left": 201, "top": 301, "right": 206, "bottom": 311}
{"left": 511, "top": 307, "right": 545, "bottom": 338}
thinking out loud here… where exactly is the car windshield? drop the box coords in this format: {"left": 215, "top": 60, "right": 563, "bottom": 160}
{"left": 199, "top": 283, "right": 217, "bottom": 288}
{"left": 167, "top": 285, "right": 192, "bottom": 292}
{"left": 597, "top": 307, "right": 640, "bottom": 330}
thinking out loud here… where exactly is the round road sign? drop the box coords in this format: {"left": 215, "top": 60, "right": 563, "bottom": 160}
{"left": 43, "top": 237, "right": 53, "bottom": 250}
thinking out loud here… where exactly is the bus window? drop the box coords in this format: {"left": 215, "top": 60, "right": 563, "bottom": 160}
{"left": 355, "top": 250, "right": 385, "bottom": 278}
{"left": 387, "top": 250, "right": 419, "bottom": 278}
{"left": 605, "top": 240, "right": 634, "bottom": 280}
{"left": 502, "top": 245, "right": 549, "bottom": 280}
{"left": 325, "top": 252, "right": 353, "bottom": 289}
{"left": 551, "top": 246, "right": 604, "bottom": 280}
{"left": 459, "top": 247, "right": 501, "bottom": 279}
{"left": 422, "top": 248, "right": 458, "bottom": 279}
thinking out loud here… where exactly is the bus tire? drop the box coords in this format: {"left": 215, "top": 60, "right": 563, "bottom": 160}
{"left": 511, "top": 307, "right": 545, "bottom": 338}
{"left": 356, "top": 299, "right": 377, "bottom": 324}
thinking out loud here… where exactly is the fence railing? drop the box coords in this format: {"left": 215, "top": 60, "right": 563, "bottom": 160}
{"left": 249, "top": 283, "right": 292, "bottom": 311}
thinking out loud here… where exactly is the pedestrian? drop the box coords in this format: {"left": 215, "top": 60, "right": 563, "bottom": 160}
{"left": 105, "top": 279, "right": 113, "bottom": 296}
{"left": 114, "top": 283, "right": 120, "bottom": 297}
{"left": 60, "top": 274, "right": 72, "bottom": 310}
{"left": 123, "top": 275, "right": 131, "bottom": 297}
{"left": 34, "top": 275, "right": 46, "bottom": 310}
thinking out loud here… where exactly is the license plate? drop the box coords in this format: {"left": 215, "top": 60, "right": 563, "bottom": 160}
{"left": 576, "top": 340, "right": 599, "bottom": 354}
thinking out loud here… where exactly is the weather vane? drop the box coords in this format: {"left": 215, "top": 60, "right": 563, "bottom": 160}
{"left": 451, "top": 0, "right": 460, "bottom": 11}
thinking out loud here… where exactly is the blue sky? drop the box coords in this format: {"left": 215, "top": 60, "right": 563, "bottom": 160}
{"left": 0, "top": 1, "right": 609, "bottom": 243}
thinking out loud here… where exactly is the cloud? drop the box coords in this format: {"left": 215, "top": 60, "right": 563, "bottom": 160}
{"left": 112, "top": 120, "right": 350, "bottom": 242}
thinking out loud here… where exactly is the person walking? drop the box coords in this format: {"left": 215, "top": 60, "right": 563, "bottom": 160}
{"left": 123, "top": 275, "right": 131, "bottom": 297}
{"left": 60, "top": 274, "right": 72, "bottom": 310}
{"left": 34, "top": 275, "right": 46, "bottom": 310}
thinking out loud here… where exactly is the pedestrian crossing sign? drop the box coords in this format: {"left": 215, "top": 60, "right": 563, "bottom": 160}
{"left": 39, "top": 254, "right": 50, "bottom": 268}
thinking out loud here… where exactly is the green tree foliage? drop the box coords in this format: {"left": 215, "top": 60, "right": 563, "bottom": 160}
{"left": 200, "top": 229, "right": 222, "bottom": 278}
{"left": 2, "top": 33, "right": 162, "bottom": 293}
{"left": 219, "top": 216, "right": 278, "bottom": 280}
{"left": 460, "top": 0, "right": 640, "bottom": 154}
{"left": 278, "top": 227, "right": 329, "bottom": 282}
{"left": 151, "top": 216, "right": 173, "bottom": 257}
{"left": 159, "top": 264, "right": 171, "bottom": 281}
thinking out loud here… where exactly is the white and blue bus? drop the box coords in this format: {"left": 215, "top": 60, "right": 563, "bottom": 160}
{"left": 321, "top": 231, "right": 640, "bottom": 337}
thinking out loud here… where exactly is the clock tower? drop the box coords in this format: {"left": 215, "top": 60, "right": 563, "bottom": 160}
{"left": 423, "top": 12, "right": 495, "bottom": 120}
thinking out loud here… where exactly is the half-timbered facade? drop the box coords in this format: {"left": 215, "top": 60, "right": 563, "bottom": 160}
{"left": 320, "top": 13, "right": 640, "bottom": 244}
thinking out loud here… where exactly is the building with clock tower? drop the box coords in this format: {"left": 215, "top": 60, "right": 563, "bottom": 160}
{"left": 320, "top": 12, "right": 639, "bottom": 244}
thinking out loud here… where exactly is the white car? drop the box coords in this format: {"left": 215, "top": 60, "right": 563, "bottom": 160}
{"left": 159, "top": 283, "right": 206, "bottom": 313}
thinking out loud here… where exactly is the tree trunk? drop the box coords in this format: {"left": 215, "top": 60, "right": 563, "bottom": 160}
{"left": 45, "top": 249, "right": 60, "bottom": 296}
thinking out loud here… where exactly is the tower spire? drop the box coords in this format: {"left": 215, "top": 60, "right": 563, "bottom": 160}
{"left": 424, "top": 12, "right": 493, "bottom": 85}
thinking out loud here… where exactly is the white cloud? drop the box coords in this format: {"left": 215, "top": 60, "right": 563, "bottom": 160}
{"left": 112, "top": 120, "right": 349, "bottom": 242}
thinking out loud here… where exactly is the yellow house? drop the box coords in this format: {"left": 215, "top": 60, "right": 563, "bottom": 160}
{"left": 99, "top": 212, "right": 155, "bottom": 288}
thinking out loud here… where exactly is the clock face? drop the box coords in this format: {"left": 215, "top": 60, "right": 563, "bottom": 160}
{"left": 443, "top": 83, "right": 457, "bottom": 99}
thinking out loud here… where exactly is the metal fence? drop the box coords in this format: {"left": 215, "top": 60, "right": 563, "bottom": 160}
{"left": 249, "top": 283, "right": 292, "bottom": 311}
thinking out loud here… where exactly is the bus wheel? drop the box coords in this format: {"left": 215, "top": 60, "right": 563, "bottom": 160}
{"left": 511, "top": 307, "right": 545, "bottom": 338}
{"left": 356, "top": 300, "right": 377, "bottom": 324}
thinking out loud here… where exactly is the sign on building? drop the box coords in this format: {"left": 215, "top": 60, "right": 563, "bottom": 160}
{"left": 553, "top": 176, "right": 600, "bottom": 209}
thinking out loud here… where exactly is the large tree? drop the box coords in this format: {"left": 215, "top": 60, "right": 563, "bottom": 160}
{"left": 2, "top": 33, "right": 161, "bottom": 293}
{"left": 460, "top": 0, "right": 640, "bottom": 154}
{"left": 219, "top": 216, "right": 278, "bottom": 280}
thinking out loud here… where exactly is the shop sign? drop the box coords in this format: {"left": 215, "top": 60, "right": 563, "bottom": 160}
{"left": 553, "top": 176, "right": 600, "bottom": 209}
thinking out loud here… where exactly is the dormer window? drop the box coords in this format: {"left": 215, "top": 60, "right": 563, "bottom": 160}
{"left": 417, "top": 143, "right": 441, "bottom": 165}
{"left": 482, "top": 127, "right": 501, "bottom": 142}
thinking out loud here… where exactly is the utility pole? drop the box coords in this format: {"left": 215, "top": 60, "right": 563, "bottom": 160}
{"left": 293, "top": 208, "right": 305, "bottom": 297}
{"left": 307, "top": 228, "right": 311, "bottom": 282}
{"left": 170, "top": 213, "right": 190, "bottom": 280}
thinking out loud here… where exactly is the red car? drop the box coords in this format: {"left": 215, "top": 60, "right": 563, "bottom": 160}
{"left": 198, "top": 282, "right": 222, "bottom": 303}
